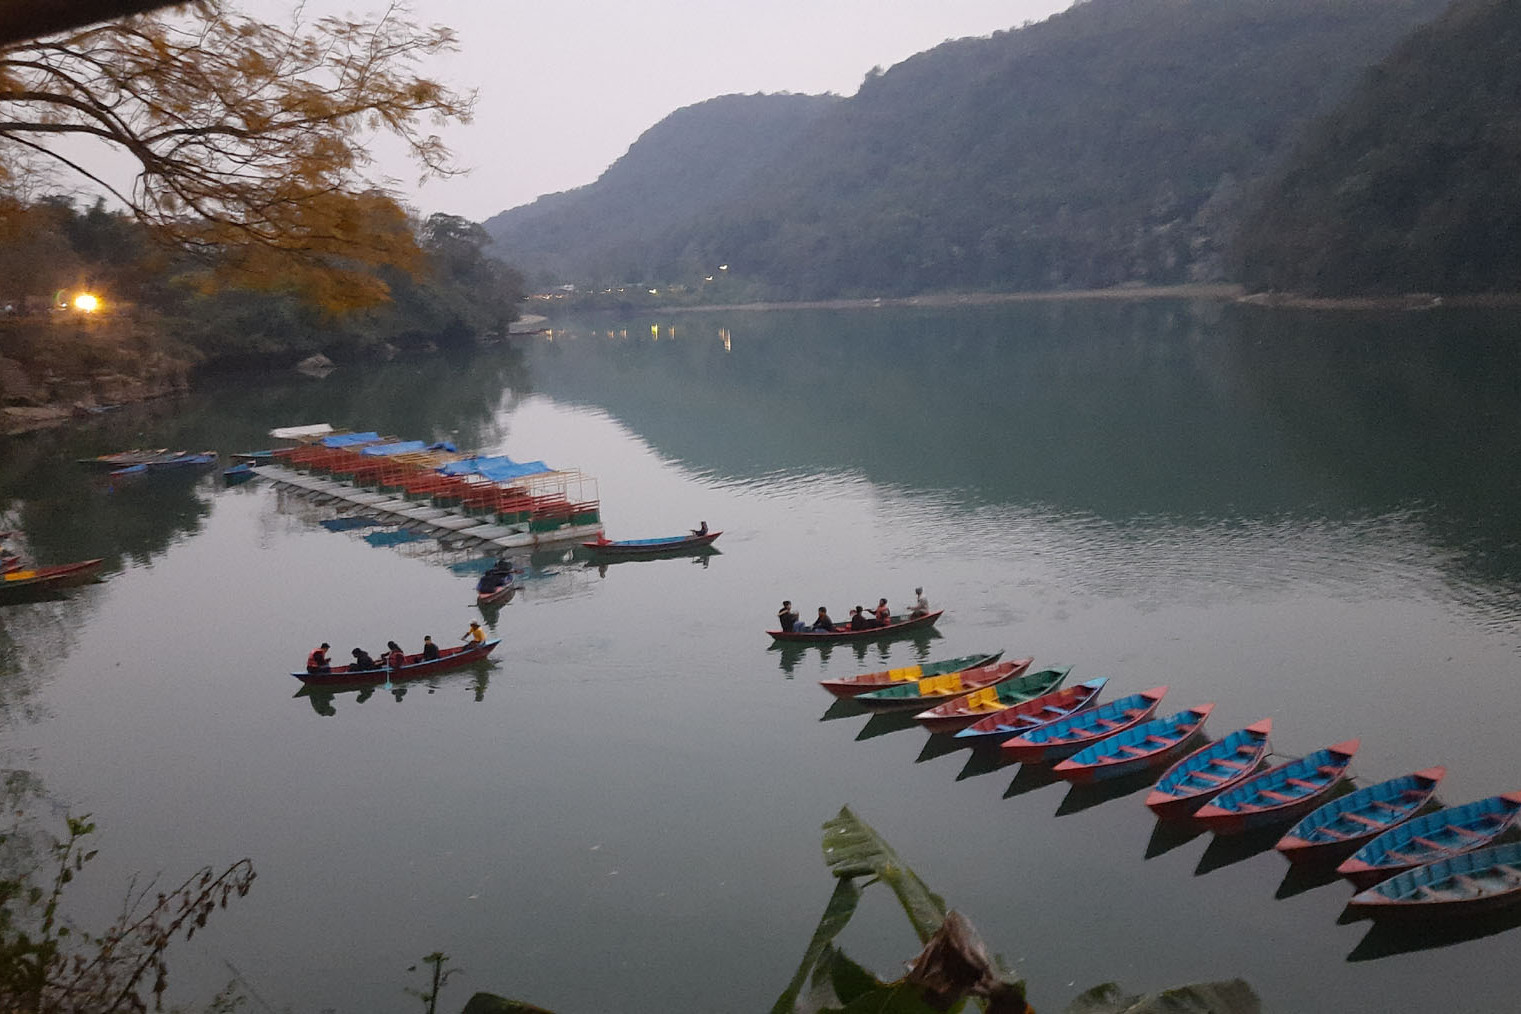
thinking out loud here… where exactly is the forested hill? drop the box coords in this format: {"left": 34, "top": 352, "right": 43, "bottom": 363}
{"left": 484, "top": 0, "right": 1448, "bottom": 300}
{"left": 1234, "top": 0, "right": 1521, "bottom": 297}
{"left": 482, "top": 93, "right": 840, "bottom": 287}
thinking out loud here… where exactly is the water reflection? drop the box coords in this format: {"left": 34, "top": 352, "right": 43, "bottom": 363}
{"left": 295, "top": 666, "right": 494, "bottom": 717}
{"left": 1346, "top": 906, "right": 1521, "bottom": 962}
{"left": 1194, "top": 826, "right": 1284, "bottom": 876}
{"left": 1144, "top": 818, "right": 1207, "bottom": 860}
{"left": 1054, "top": 768, "right": 1161, "bottom": 817}
{"left": 854, "top": 711, "right": 920, "bottom": 741}
{"left": 587, "top": 547, "right": 719, "bottom": 580}
{"left": 771, "top": 629, "right": 942, "bottom": 676}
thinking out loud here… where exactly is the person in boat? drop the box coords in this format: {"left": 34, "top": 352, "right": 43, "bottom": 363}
{"left": 462, "top": 620, "right": 486, "bottom": 645}
{"left": 384, "top": 640, "right": 406, "bottom": 668}
{"left": 477, "top": 570, "right": 506, "bottom": 594}
{"left": 421, "top": 635, "right": 441, "bottom": 660}
{"left": 777, "top": 600, "right": 800, "bottom": 632}
{"left": 909, "top": 587, "right": 930, "bottom": 619}
{"left": 812, "top": 606, "right": 836, "bottom": 632}
{"left": 849, "top": 605, "right": 873, "bottom": 631}
{"left": 306, "top": 642, "right": 332, "bottom": 674}
{"left": 691, "top": 520, "right": 708, "bottom": 536}
{"left": 873, "top": 598, "right": 891, "bottom": 627}
{"left": 350, "top": 647, "right": 377, "bottom": 671}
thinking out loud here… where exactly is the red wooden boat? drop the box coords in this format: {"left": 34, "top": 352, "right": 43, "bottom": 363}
{"left": 854, "top": 658, "right": 1034, "bottom": 712}
{"left": 1052, "top": 703, "right": 1214, "bottom": 785}
{"left": 913, "top": 664, "right": 1069, "bottom": 733}
{"left": 476, "top": 583, "right": 515, "bottom": 607}
{"left": 1144, "top": 719, "right": 1273, "bottom": 820}
{"left": 768, "top": 610, "right": 942, "bottom": 643}
{"left": 999, "top": 686, "right": 1168, "bottom": 764}
{"left": 1193, "top": 740, "right": 1360, "bottom": 835}
{"left": 818, "top": 651, "right": 1002, "bottom": 698}
{"left": 0, "top": 558, "right": 106, "bottom": 600}
{"left": 951, "top": 679, "right": 1108, "bottom": 746}
{"left": 1274, "top": 767, "right": 1445, "bottom": 865}
{"left": 292, "top": 638, "right": 500, "bottom": 686}
{"left": 1347, "top": 842, "right": 1521, "bottom": 920}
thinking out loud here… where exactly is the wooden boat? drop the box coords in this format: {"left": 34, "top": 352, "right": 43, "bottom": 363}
{"left": 1000, "top": 686, "right": 1168, "bottom": 763}
{"left": 1347, "top": 841, "right": 1521, "bottom": 920}
{"left": 1275, "top": 767, "right": 1446, "bottom": 865}
{"left": 855, "top": 657, "right": 1034, "bottom": 712}
{"left": 77, "top": 448, "right": 173, "bottom": 468}
{"left": 1193, "top": 740, "right": 1361, "bottom": 835}
{"left": 819, "top": 651, "right": 1003, "bottom": 699}
{"left": 1337, "top": 792, "right": 1521, "bottom": 889}
{"left": 1145, "top": 719, "right": 1273, "bottom": 820}
{"left": 583, "top": 531, "right": 721, "bottom": 556}
{"left": 768, "top": 610, "right": 943, "bottom": 643}
{"left": 1053, "top": 703, "right": 1214, "bottom": 785}
{"left": 953, "top": 679, "right": 1108, "bottom": 746}
{"left": 476, "top": 582, "right": 515, "bottom": 607}
{"left": 110, "top": 451, "right": 217, "bottom": 479}
{"left": 0, "top": 559, "right": 106, "bottom": 600}
{"left": 223, "top": 462, "right": 257, "bottom": 485}
{"left": 292, "top": 638, "right": 500, "bottom": 686}
{"left": 914, "top": 664, "right": 1071, "bottom": 733}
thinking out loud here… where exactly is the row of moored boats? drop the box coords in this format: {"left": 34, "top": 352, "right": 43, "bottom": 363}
{"left": 824, "top": 651, "right": 1521, "bottom": 920}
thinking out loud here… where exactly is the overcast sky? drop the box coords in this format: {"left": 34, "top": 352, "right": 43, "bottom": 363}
{"left": 273, "top": 1, "right": 1075, "bottom": 223}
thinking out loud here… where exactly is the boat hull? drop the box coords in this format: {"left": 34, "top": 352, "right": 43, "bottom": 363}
{"left": 1348, "top": 842, "right": 1521, "bottom": 920}
{"left": 1275, "top": 767, "right": 1445, "bottom": 865}
{"left": 1000, "top": 687, "right": 1168, "bottom": 764}
{"left": 819, "top": 651, "right": 1002, "bottom": 699}
{"left": 769, "top": 610, "right": 942, "bottom": 643}
{"left": 0, "top": 559, "right": 106, "bottom": 600}
{"left": 855, "top": 657, "right": 1034, "bottom": 712}
{"left": 294, "top": 639, "right": 500, "bottom": 686}
{"left": 476, "top": 583, "right": 515, "bottom": 607}
{"left": 584, "top": 531, "right": 721, "bottom": 556}
{"left": 1145, "top": 720, "right": 1273, "bottom": 821}
{"left": 1053, "top": 704, "right": 1213, "bottom": 785}
{"left": 1194, "top": 740, "right": 1361, "bottom": 835}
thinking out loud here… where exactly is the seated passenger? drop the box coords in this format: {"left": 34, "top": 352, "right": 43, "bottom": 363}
{"left": 849, "top": 605, "right": 872, "bottom": 630}
{"left": 777, "top": 600, "right": 800, "bottom": 632}
{"left": 873, "top": 598, "right": 891, "bottom": 626}
{"left": 421, "top": 635, "right": 441, "bottom": 660}
{"left": 812, "top": 607, "right": 836, "bottom": 632}
{"left": 306, "top": 642, "right": 332, "bottom": 674}
{"left": 350, "top": 647, "right": 377, "bottom": 671}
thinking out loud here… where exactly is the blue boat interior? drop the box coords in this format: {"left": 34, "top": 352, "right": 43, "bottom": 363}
{"left": 1207, "top": 748, "right": 1344, "bottom": 813}
{"left": 1153, "top": 728, "right": 1265, "bottom": 799}
{"left": 1350, "top": 795, "right": 1521, "bottom": 868}
{"left": 1365, "top": 841, "right": 1521, "bottom": 903}
{"left": 1290, "top": 773, "right": 1433, "bottom": 843}
{"left": 1065, "top": 708, "right": 1201, "bottom": 766}
{"left": 1022, "top": 691, "right": 1149, "bottom": 745}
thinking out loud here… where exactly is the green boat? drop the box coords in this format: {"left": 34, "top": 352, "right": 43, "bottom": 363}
{"left": 855, "top": 656, "right": 1036, "bottom": 712}
{"left": 818, "top": 651, "right": 1003, "bottom": 698}
{"left": 913, "top": 665, "right": 1074, "bottom": 733}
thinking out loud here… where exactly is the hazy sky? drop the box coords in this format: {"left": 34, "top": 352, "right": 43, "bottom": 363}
{"left": 270, "top": 1, "right": 1075, "bottom": 222}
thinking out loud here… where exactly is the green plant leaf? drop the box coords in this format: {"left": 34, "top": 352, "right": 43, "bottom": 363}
{"left": 821, "top": 806, "right": 946, "bottom": 943}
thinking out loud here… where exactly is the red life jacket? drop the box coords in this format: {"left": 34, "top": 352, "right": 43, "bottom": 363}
{"left": 307, "top": 648, "right": 327, "bottom": 670}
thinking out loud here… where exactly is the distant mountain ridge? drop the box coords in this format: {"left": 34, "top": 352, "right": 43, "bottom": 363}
{"left": 1235, "top": 0, "right": 1521, "bottom": 296}
{"left": 486, "top": 0, "right": 1451, "bottom": 299}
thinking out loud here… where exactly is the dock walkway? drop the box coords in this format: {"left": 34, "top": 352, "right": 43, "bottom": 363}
{"left": 251, "top": 464, "right": 603, "bottom": 551}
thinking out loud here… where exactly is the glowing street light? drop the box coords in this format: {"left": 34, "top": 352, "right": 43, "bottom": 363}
{"left": 72, "top": 292, "right": 100, "bottom": 312}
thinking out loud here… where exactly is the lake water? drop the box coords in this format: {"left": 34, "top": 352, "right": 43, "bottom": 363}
{"left": 2, "top": 299, "right": 1520, "bottom": 1012}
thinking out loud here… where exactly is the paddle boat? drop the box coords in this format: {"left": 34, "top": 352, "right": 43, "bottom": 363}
{"left": 1053, "top": 703, "right": 1214, "bottom": 785}
{"left": 583, "top": 530, "right": 721, "bottom": 557}
{"left": 1274, "top": 767, "right": 1446, "bottom": 865}
{"left": 819, "top": 651, "right": 1003, "bottom": 699}
{"left": 854, "top": 657, "right": 1034, "bottom": 712}
{"left": 953, "top": 679, "right": 1107, "bottom": 746}
{"left": 1347, "top": 841, "right": 1521, "bottom": 920}
{"left": 768, "top": 610, "right": 942, "bottom": 643}
{"left": 1337, "top": 792, "right": 1521, "bottom": 889}
{"left": 1000, "top": 686, "right": 1168, "bottom": 763}
{"left": 293, "top": 638, "right": 500, "bottom": 687}
{"left": 0, "top": 559, "right": 106, "bottom": 602}
{"left": 1193, "top": 740, "right": 1360, "bottom": 835}
{"left": 914, "top": 664, "right": 1072, "bottom": 733}
{"left": 109, "top": 450, "right": 217, "bottom": 480}
{"left": 1144, "top": 719, "right": 1272, "bottom": 820}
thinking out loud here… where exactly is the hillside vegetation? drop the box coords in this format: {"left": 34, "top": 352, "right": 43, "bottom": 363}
{"left": 485, "top": 0, "right": 1449, "bottom": 301}
{"left": 1234, "top": 0, "right": 1521, "bottom": 296}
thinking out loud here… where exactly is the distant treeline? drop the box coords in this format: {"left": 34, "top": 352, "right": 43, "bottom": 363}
{"left": 0, "top": 196, "right": 524, "bottom": 370}
{"left": 487, "top": 0, "right": 1515, "bottom": 302}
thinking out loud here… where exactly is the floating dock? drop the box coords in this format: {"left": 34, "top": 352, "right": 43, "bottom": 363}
{"left": 251, "top": 464, "right": 604, "bottom": 551}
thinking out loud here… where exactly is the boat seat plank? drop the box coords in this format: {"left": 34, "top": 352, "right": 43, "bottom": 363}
{"left": 1316, "top": 765, "right": 1343, "bottom": 777}
{"left": 1409, "top": 835, "right": 1447, "bottom": 851}
{"left": 1188, "top": 770, "right": 1227, "bottom": 784}
{"left": 1215, "top": 759, "right": 1247, "bottom": 772}
{"left": 1315, "top": 825, "right": 1352, "bottom": 840}
{"left": 1342, "top": 813, "right": 1387, "bottom": 829}
{"left": 1256, "top": 789, "right": 1297, "bottom": 803}
{"left": 1286, "top": 778, "right": 1322, "bottom": 791}
{"left": 1495, "top": 864, "right": 1521, "bottom": 882}
{"left": 1445, "top": 824, "right": 1484, "bottom": 840}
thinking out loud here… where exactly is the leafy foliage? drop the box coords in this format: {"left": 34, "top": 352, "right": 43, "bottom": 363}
{"left": 1234, "top": 0, "right": 1521, "bottom": 295}
{"left": 0, "top": 809, "right": 255, "bottom": 1013}
{"left": 486, "top": 0, "right": 1448, "bottom": 300}
{"left": 0, "top": 0, "right": 473, "bottom": 310}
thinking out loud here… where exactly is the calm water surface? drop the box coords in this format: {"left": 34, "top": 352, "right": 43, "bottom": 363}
{"left": 2, "top": 300, "right": 1520, "bottom": 1012}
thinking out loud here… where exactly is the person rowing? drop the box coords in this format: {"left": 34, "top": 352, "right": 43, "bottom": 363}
{"left": 462, "top": 620, "right": 486, "bottom": 645}
{"left": 350, "top": 647, "right": 377, "bottom": 671}
{"left": 306, "top": 642, "right": 331, "bottom": 674}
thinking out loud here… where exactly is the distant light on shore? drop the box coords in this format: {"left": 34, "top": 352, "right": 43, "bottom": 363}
{"left": 73, "top": 293, "right": 100, "bottom": 312}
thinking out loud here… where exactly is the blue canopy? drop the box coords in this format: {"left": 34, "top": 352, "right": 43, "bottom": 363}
{"left": 360, "top": 440, "right": 428, "bottom": 457}
{"left": 321, "top": 431, "right": 380, "bottom": 448}
{"left": 438, "top": 455, "right": 553, "bottom": 480}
